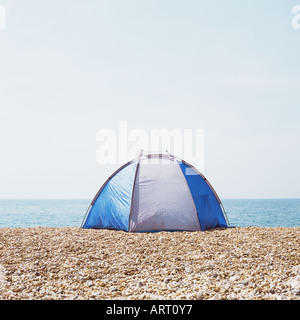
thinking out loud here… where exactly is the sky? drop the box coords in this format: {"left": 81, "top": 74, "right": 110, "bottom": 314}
{"left": 0, "top": 0, "right": 300, "bottom": 199}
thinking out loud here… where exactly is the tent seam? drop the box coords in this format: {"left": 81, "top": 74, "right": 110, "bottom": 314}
{"left": 127, "top": 160, "right": 140, "bottom": 232}
{"left": 176, "top": 160, "right": 202, "bottom": 231}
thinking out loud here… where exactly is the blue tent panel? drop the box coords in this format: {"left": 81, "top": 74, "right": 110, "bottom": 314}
{"left": 82, "top": 161, "right": 138, "bottom": 231}
{"left": 178, "top": 161, "right": 228, "bottom": 230}
{"left": 193, "top": 194, "right": 228, "bottom": 230}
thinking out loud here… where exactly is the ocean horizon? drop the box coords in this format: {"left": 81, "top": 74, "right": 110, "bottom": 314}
{"left": 0, "top": 198, "right": 299, "bottom": 229}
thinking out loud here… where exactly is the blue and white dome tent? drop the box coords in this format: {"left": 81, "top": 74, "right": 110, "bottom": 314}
{"left": 81, "top": 152, "right": 229, "bottom": 232}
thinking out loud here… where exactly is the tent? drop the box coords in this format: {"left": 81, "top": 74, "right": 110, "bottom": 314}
{"left": 81, "top": 153, "right": 229, "bottom": 231}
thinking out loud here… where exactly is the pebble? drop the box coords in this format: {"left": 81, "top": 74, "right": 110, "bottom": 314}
{"left": 0, "top": 226, "right": 299, "bottom": 300}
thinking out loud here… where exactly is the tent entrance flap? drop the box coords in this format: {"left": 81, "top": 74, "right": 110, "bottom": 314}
{"left": 129, "top": 157, "right": 201, "bottom": 232}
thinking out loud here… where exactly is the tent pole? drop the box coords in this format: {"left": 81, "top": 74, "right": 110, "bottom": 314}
{"left": 81, "top": 204, "right": 92, "bottom": 228}
{"left": 127, "top": 159, "right": 140, "bottom": 232}
{"left": 220, "top": 202, "right": 230, "bottom": 227}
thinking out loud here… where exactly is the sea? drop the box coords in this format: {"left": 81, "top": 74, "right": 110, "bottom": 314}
{"left": 0, "top": 199, "right": 299, "bottom": 228}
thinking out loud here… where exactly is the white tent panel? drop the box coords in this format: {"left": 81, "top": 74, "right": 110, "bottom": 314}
{"left": 129, "top": 157, "right": 200, "bottom": 231}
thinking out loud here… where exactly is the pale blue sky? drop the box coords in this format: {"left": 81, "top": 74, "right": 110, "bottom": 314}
{"left": 0, "top": 0, "right": 299, "bottom": 199}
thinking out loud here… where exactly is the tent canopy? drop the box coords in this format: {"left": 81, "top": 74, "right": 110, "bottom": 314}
{"left": 82, "top": 154, "right": 229, "bottom": 232}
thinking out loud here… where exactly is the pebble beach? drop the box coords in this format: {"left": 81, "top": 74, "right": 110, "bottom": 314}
{"left": 0, "top": 226, "right": 299, "bottom": 300}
